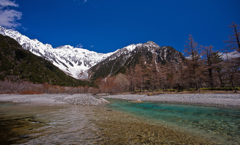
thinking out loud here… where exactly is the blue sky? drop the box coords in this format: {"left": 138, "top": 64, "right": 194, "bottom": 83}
{"left": 1, "top": 0, "right": 240, "bottom": 53}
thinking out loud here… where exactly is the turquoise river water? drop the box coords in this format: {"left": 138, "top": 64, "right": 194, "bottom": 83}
{"left": 0, "top": 99, "right": 240, "bottom": 144}
{"left": 107, "top": 99, "right": 240, "bottom": 144}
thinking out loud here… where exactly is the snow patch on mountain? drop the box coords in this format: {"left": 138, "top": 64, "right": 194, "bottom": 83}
{"left": 219, "top": 51, "right": 240, "bottom": 60}
{"left": 0, "top": 26, "right": 113, "bottom": 79}
{"left": 125, "top": 44, "right": 137, "bottom": 52}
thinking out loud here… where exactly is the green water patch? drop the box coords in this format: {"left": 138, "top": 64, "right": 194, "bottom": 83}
{"left": 107, "top": 99, "right": 240, "bottom": 144}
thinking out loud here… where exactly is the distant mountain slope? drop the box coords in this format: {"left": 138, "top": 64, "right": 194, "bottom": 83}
{"left": 0, "top": 26, "right": 113, "bottom": 79}
{"left": 88, "top": 41, "right": 185, "bottom": 80}
{"left": 0, "top": 34, "right": 93, "bottom": 87}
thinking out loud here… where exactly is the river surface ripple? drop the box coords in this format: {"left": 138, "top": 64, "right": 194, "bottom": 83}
{"left": 0, "top": 103, "right": 100, "bottom": 144}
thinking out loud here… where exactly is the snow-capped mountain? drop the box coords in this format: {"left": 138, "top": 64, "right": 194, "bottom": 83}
{"left": 89, "top": 41, "right": 185, "bottom": 80}
{"left": 0, "top": 26, "right": 113, "bottom": 79}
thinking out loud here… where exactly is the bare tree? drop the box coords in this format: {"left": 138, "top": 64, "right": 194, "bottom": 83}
{"left": 134, "top": 64, "right": 144, "bottom": 91}
{"left": 174, "top": 60, "right": 187, "bottom": 91}
{"left": 184, "top": 35, "right": 203, "bottom": 90}
{"left": 114, "top": 73, "right": 130, "bottom": 92}
{"left": 202, "top": 45, "right": 220, "bottom": 88}
{"left": 225, "top": 22, "right": 240, "bottom": 52}
{"left": 127, "top": 67, "right": 136, "bottom": 91}
{"left": 224, "top": 57, "right": 240, "bottom": 91}
{"left": 212, "top": 52, "right": 225, "bottom": 87}
{"left": 224, "top": 22, "right": 240, "bottom": 92}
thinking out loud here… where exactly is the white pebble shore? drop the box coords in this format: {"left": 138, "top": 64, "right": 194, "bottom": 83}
{"left": 0, "top": 94, "right": 239, "bottom": 107}
{"left": 0, "top": 94, "right": 108, "bottom": 106}
{"left": 103, "top": 94, "right": 240, "bottom": 108}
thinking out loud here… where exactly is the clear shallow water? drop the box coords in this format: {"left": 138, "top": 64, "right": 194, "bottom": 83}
{"left": 0, "top": 103, "right": 99, "bottom": 144}
{"left": 107, "top": 99, "right": 240, "bottom": 144}
{"left": 1, "top": 100, "right": 240, "bottom": 144}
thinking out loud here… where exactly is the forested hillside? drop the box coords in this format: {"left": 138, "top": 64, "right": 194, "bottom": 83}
{"left": 0, "top": 34, "right": 94, "bottom": 87}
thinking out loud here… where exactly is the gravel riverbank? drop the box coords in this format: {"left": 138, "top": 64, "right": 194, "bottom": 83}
{"left": 103, "top": 94, "right": 240, "bottom": 108}
{"left": 1, "top": 93, "right": 239, "bottom": 107}
{"left": 0, "top": 94, "right": 108, "bottom": 106}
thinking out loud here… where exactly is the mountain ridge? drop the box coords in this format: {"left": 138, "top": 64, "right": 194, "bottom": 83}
{"left": 0, "top": 26, "right": 113, "bottom": 79}
{"left": 89, "top": 41, "right": 185, "bottom": 80}
{"left": 0, "top": 26, "right": 186, "bottom": 81}
{"left": 0, "top": 34, "right": 93, "bottom": 87}
{"left": 3, "top": 26, "right": 238, "bottom": 83}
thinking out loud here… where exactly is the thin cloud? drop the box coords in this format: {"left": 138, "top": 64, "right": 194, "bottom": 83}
{"left": 0, "top": 0, "right": 18, "bottom": 7}
{"left": 0, "top": 0, "right": 22, "bottom": 28}
{"left": 76, "top": 43, "right": 83, "bottom": 48}
{"left": 72, "top": 0, "right": 88, "bottom": 4}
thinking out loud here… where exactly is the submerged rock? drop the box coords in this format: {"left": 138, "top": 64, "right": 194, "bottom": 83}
{"left": 99, "top": 98, "right": 110, "bottom": 104}
{"left": 130, "top": 99, "right": 143, "bottom": 103}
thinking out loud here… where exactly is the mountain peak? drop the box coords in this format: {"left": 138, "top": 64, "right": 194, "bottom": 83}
{"left": 0, "top": 34, "right": 92, "bottom": 87}
{"left": 89, "top": 42, "right": 185, "bottom": 80}
{"left": 0, "top": 26, "right": 114, "bottom": 79}
{"left": 0, "top": 26, "right": 185, "bottom": 81}
{"left": 144, "top": 41, "right": 159, "bottom": 46}
{"left": 124, "top": 44, "right": 137, "bottom": 52}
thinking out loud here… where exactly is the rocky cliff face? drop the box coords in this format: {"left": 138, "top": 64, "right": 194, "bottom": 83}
{"left": 88, "top": 41, "right": 185, "bottom": 80}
